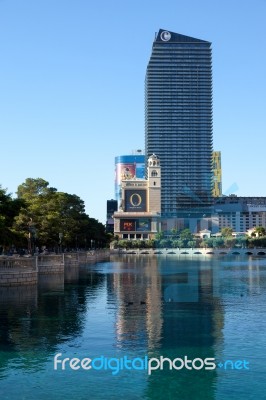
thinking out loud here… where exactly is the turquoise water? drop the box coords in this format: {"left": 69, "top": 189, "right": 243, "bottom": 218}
{"left": 0, "top": 255, "right": 266, "bottom": 399}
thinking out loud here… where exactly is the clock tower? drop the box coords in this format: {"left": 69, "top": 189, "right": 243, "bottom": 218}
{"left": 147, "top": 154, "right": 161, "bottom": 213}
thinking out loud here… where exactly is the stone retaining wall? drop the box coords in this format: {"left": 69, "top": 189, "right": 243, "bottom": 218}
{"left": 0, "top": 270, "right": 38, "bottom": 286}
{"left": 0, "top": 250, "right": 110, "bottom": 286}
{"left": 0, "top": 257, "right": 37, "bottom": 286}
{"left": 38, "top": 254, "right": 64, "bottom": 274}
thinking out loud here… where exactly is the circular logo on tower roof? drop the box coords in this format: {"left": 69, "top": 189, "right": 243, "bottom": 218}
{"left": 160, "top": 31, "right": 171, "bottom": 41}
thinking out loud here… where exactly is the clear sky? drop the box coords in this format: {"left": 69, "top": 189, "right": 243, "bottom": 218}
{"left": 0, "top": 0, "right": 265, "bottom": 223}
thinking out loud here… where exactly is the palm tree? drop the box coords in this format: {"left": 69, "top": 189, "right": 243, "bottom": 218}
{"left": 254, "top": 226, "right": 266, "bottom": 237}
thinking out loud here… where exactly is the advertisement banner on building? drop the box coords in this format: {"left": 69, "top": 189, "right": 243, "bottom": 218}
{"left": 125, "top": 190, "right": 147, "bottom": 212}
{"left": 137, "top": 219, "right": 151, "bottom": 231}
{"left": 116, "top": 163, "right": 136, "bottom": 182}
{"left": 120, "top": 219, "right": 151, "bottom": 232}
{"left": 120, "top": 220, "right": 136, "bottom": 232}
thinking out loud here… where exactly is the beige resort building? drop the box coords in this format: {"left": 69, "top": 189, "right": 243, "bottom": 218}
{"left": 113, "top": 154, "right": 161, "bottom": 240}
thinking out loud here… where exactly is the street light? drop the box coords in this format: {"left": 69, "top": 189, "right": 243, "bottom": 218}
{"left": 59, "top": 232, "right": 63, "bottom": 253}
{"left": 28, "top": 218, "right": 36, "bottom": 255}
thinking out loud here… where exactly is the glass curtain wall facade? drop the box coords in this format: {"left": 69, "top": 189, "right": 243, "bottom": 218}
{"left": 212, "top": 151, "right": 222, "bottom": 197}
{"left": 145, "top": 29, "right": 213, "bottom": 217}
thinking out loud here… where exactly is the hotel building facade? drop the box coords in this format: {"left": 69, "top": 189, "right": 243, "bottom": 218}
{"left": 145, "top": 29, "right": 213, "bottom": 221}
{"left": 113, "top": 154, "right": 161, "bottom": 240}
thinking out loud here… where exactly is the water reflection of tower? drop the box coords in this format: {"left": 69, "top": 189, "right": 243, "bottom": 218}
{"left": 110, "top": 255, "right": 163, "bottom": 350}
{"left": 145, "top": 257, "right": 225, "bottom": 400}
{"left": 159, "top": 258, "right": 224, "bottom": 348}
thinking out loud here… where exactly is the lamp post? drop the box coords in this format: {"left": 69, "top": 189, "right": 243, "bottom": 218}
{"left": 28, "top": 218, "right": 36, "bottom": 255}
{"left": 59, "top": 232, "right": 63, "bottom": 253}
{"left": 28, "top": 231, "right": 32, "bottom": 254}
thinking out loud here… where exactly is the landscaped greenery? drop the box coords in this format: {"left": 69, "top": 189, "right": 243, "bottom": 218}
{"left": 0, "top": 179, "right": 107, "bottom": 254}
{"left": 111, "top": 228, "right": 266, "bottom": 250}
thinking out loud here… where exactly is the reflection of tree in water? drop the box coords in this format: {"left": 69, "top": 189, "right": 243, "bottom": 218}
{"left": 0, "top": 270, "right": 105, "bottom": 375}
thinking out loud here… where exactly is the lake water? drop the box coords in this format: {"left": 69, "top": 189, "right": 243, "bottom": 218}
{"left": 0, "top": 255, "right": 266, "bottom": 400}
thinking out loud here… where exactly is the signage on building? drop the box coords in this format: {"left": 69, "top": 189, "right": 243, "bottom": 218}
{"left": 125, "top": 190, "right": 147, "bottom": 212}
{"left": 120, "top": 219, "right": 151, "bottom": 232}
{"left": 120, "top": 220, "right": 136, "bottom": 232}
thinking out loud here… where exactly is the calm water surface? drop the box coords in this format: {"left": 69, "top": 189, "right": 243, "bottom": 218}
{"left": 0, "top": 255, "right": 266, "bottom": 400}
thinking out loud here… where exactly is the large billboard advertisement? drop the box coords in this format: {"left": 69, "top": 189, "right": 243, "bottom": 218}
{"left": 117, "top": 163, "right": 136, "bottom": 181}
{"left": 137, "top": 219, "right": 151, "bottom": 231}
{"left": 120, "top": 219, "right": 151, "bottom": 232}
{"left": 125, "top": 190, "right": 147, "bottom": 212}
{"left": 114, "top": 155, "right": 145, "bottom": 203}
{"left": 120, "top": 220, "right": 136, "bottom": 232}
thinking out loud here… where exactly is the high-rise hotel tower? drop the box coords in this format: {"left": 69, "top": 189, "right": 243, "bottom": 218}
{"left": 145, "top": 29, "right": 213, "bottom": 217}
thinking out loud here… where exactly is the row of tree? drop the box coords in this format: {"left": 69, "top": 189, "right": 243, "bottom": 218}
{"left": 112, "top": 227, "right": 266, "bottom": 249}
{"left": 0, "top": 178, "right": 108, "bottom": 253}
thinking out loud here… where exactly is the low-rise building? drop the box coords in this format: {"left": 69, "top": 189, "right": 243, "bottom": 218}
{"left": 214, "top": 195, "right": 266, "bottom": 233}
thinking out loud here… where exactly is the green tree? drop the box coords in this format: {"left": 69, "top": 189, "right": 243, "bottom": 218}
{"left": 249, "top": 236, "right": 266, "bottom": 248}
{"left": 159, "top": 238, "right": 171, "bottom": 248}
{"left": 213, "top": 237, "right": 225, "bottom": 248}
{"left": 179, "top": 228, "right": 194, "bottom": 247}
{"left": 235, "top": 236, "right": 248, "bottom": 248}
{"left": 145, "top": 239, "right": 155, "bottom": 248}
{"left": 155, "top": 231, "right": 164, "bottom": 240}
{"left": 180, "top": 228, "right": 193, "bottom": 240}
{"left": 187, "top": 240, "right": 196, "bottom": 248}
{"left": 117, "top": 240, "right": 128, "bottom": 249}
{"left": 224, "top": 237, "right": 235, "bottom": 248}
{"left": 17, "top": 178, "right": 55, "bottom": 200}
{"left": 176, "top": 239, "right": 185, "bottom": 248}
{"left": 170, "top": 228, "right": 179, "bottom": 238}
{"left": 204, "top": 238, "right": 214, "bottom": 248}
{"left": 254, "top": 226, "right": 266, "bottom": 237}
{"left": 13, "top": 178, "right": 107, "bottom": 249}
{"left": 171, "top": 239, "right": 180, "bottom": 248}
{"left": 0, "top": 186, "right": 25, "bottom": 249}
{"left": 220, "top": 227, "right": 233, "bottom": 237}
{"left": 199, "top": 237, "right": 215, "bottom": 248}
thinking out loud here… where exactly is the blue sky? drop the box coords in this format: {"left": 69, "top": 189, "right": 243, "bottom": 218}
{"left": 0, "top": 0, "right": 265, "bottom": 223}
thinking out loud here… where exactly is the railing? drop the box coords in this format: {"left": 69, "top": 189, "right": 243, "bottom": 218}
{"left": 0, "top": 257, "right": 37, "bottom": 271}
{"left": 64, "top": 253, "right": 79, "bottom": 266}
{"left": 0, "top": 250, "right": 110, "bottom": 286}
{"left": 38, "top": 254, "right": 64, "bottom": 266}
{"left": 110, "top": 247, "right": 266, "bottom": 256}
{"left": 0, "top": 250, "right": 110, "bottom": 272}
